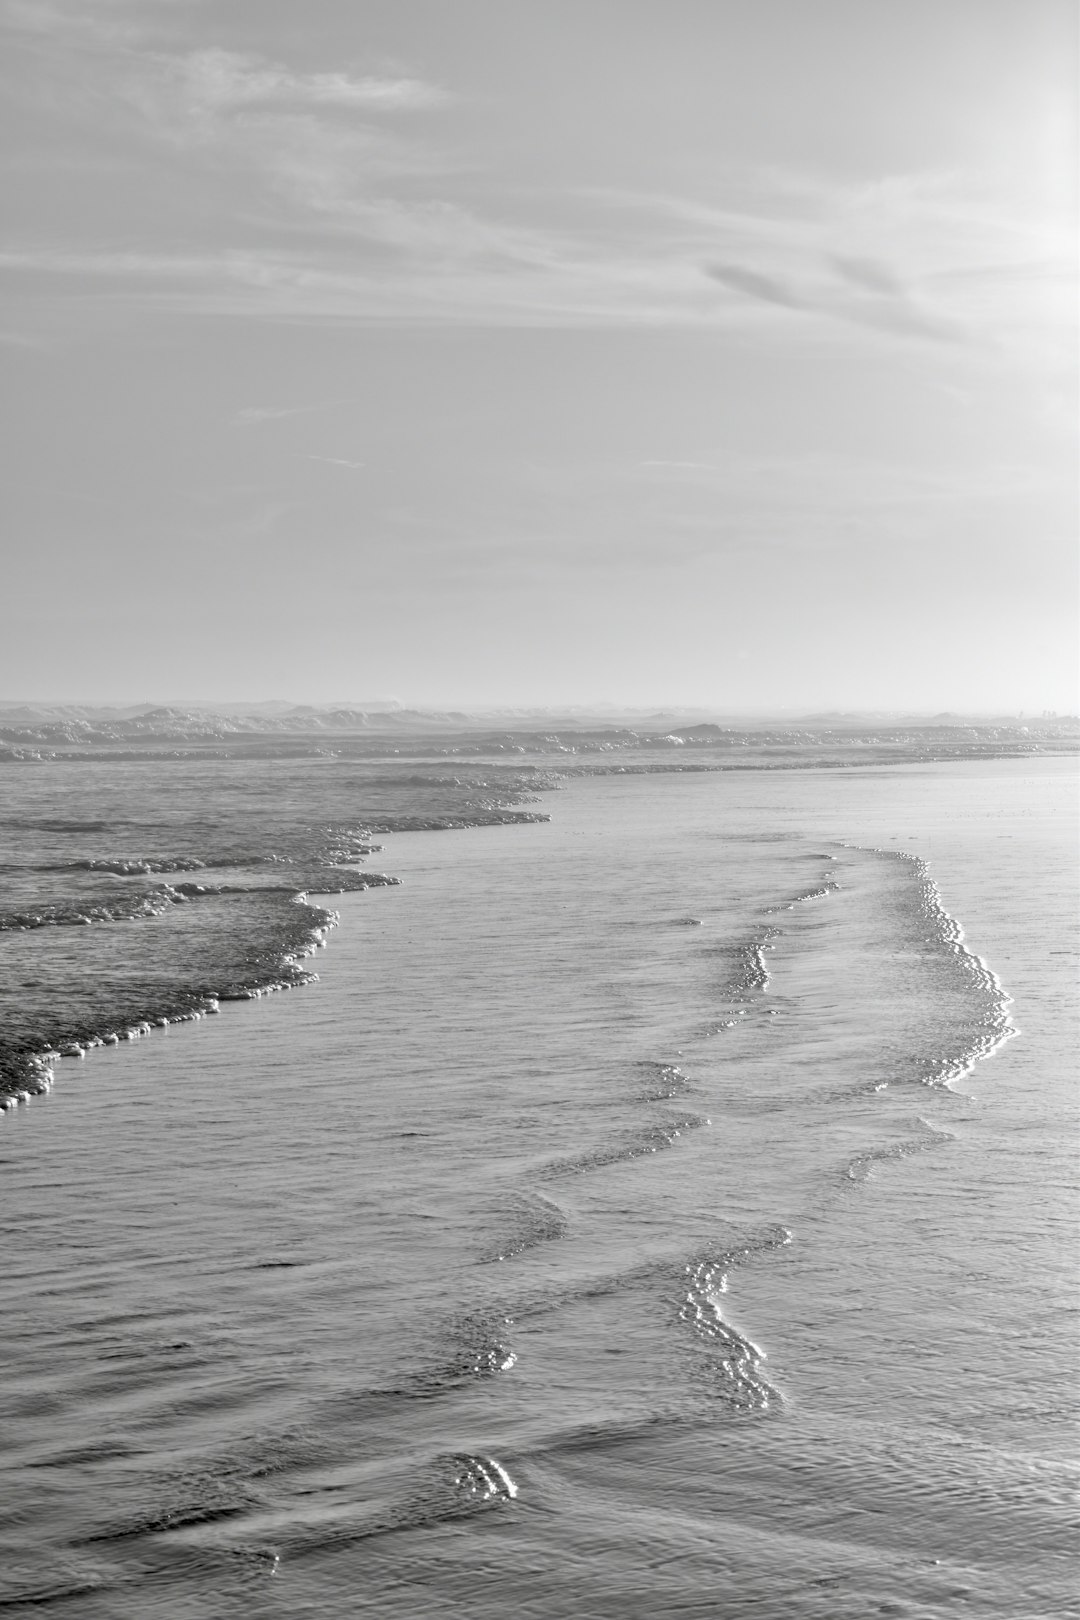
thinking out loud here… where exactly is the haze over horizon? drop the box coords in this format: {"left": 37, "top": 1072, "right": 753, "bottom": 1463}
{"left": 3, "top": 0, "right": 1076, "bottom": 712}
{"left": 1, "top": 697, "right": 1073, "bottom": 728}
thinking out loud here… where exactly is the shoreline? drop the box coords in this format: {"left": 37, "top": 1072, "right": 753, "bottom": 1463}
{"left": 1, "top": 752, "right": 1072, "bottom": 1117}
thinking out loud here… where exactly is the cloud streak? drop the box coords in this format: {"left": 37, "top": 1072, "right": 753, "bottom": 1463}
{"left": 234, "top": 404, "right": 315, "bottom": 426}
{"left": 706, "top": 256, "right": 963, "bottom": 344}
{"left": 706, "top": 264, "right": 804, "bottom": 310}
{"left": 178, "top": 50, "right": 445, "bottom": 114}
{"left": 641, "top": 460, "right": 716, "bottom": 471}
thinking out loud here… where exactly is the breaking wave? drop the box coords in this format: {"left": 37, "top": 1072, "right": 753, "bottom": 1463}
{"left": 678, "top": 1227, "right": 792, "bottom": 1411}
{"left": 852, "top": 846, "right": 1017, "bottom": 1091}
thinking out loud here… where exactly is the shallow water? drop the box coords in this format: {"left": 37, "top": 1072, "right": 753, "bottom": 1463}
{"left": 0, "top": 752, "right": 558, "bottom": 1096}
{"left": 1, "top": 759, "right": 1076, "bottom": 1617}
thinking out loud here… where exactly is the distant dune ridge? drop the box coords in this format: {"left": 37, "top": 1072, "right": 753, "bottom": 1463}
{"left": 0, "top": 702, "right": 1075, "bottom": 761}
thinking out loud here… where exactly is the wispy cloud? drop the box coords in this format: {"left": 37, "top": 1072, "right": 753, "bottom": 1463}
{"left": 0, "top": 247, "right": 226, "bottom": 279}
{"left": 178, "top": 49, "right": 445, "bottom": 115}
{"left": 830, "top": 255, "right": 905, "bottom": 296}
{"left": 706, "top": 264, "right": 804, "bottom": 310}
{"left": 641, "top": 460, "right": 716, "bottom": 471}
{"left": 306, "top": 455, "right": 365, "bottom": 469}
{"left": 0, "top": 326, "right": 51, "bottom": 347}
{"left": 706, "top": 256, "right": 963, "bottom": 344}
{"left": 234, "top": 404, "right": 314, "bottom": 426}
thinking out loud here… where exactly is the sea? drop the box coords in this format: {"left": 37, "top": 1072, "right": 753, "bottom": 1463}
{"left": 0, "top": 736, "right": 1076, "bottom": 1618}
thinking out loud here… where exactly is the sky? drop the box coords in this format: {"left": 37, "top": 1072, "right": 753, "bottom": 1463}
{"left": 1, "top": 0, "right": 1076, "bottom": 712}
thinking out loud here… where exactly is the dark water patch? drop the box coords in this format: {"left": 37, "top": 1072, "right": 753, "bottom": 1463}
{"left": 65, "top": 1348, "right": 215, "bottom": 1407}
{"left": 78, "top": 1483, "right": 267, "bottom": 1553}
{"left": 635, "top": 1061, "right": 693, "bottom": 1102}
{"left": 82, "top": 1499, "right": 253, "bottom": 1546}
{"left": 0, "top": 879, "right": 406, "bottom": 1104}
{"left": 146, "top": 1449, "right": 521, "bottom": 1577}
{"left": 322, "top": 1310, "right": 519, "bottom": 1412}
{"left": 0, "top": 1568, "right": 117, "bottom": 1611}
{"left": 273, "top": 1449, "right": 519, "bottom": 1562}
{"left": 27, "top": 1441, "right": 144, "bottom": 1470}
{"left": 844, "top": 1118, "right": 955, "bottom": 1184}
{"left": 70, "top": 1443, "right": 300, "bottom": 1552}
{"left": 712, "top": 830, "right": 800, "bottom": 842}
{"left": 480, "top": 1190, "right": 570, "bottom": 1262}
{"left": 530, "top": 1411, "right": 673, "bottom": 1458}
{"left": 92, "top": 1337, "right": 197, "bottom": 1363}
{"left": 424, "top": 1310, "right": 518, "bottom": 1384}
{"left": 125, "top": 1427, "right": 337, "bottom": 1513}
{"left": 540, "top": 1111, "right": 709, "bottom": 1178}
{"left": 1, "top": 818, "right": 118, "bottom": 833}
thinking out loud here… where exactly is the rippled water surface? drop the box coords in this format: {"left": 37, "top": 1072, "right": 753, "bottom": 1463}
{"left": 1, "top": 759, "right": 1076, "bottom": 1617}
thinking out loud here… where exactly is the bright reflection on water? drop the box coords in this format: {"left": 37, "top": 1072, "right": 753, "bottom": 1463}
{"left": 0, "top": 760, "right": 1075, "bottom": 1618}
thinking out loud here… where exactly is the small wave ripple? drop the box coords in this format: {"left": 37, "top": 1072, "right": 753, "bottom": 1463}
{"left": 265, "top": 1452, "right": 519, "bottom": 1562}
{"left": 480, "top": 1190, "right": 569, "bottom": 1262}
{"left": 635, "top": 1061, "right": 693, "bottom": 1101}
{"left": 702, "top": 933, "right": 777, "bottom": 998}
{"left": 844, "top": 1117, "right": 955, "bottom": 1183}
{"left": 678, "top": 1227, "right": 792, "bottom": 1411}
{"left": 541, "top": 1111, "right": 709, "bottom": 1178}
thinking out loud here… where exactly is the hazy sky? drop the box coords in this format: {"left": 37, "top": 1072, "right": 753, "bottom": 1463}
{"left": 2, "top": 0, "right": 1076, "bottom": 710}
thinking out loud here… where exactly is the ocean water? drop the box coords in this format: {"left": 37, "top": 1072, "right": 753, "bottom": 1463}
{"left": 0, "top": 753, "right": 553, "bottom": 1099}
{"left": 0, "top": 757, "right": 1076, "bottom": 1618}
